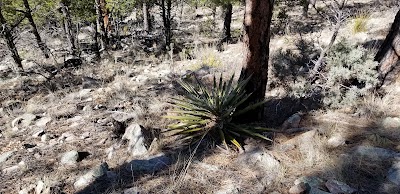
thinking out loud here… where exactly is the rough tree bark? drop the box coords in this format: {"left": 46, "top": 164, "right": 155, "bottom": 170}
{"left": 95, "top": 0, "right": 108, "bottom": 50}
{"left": 22, "top": 0, "right": 50, "bottom": 58}
{"left": 142, "top": 2, "right": 151, "bottom": 33}
{"left": 59, "top": 1, "right": 78, "bottom": 57}
{"left": 375, "top": 8, "right": 400, "bottom": 84}
{"left": 217, "top": 3, "right": 232, "bottom": 51}
{"left": 0, "top": 6, "right": 23, "bottom": 70}
{"left": 238, "top": 0, "right": 274, "bottom": 121}
{"left": 161, "top": 0, "right": 172, "bottom": 49}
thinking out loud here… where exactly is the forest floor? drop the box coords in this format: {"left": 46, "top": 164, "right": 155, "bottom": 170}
{"left": 1, "top": 0, "right": 400, "bottom": 194}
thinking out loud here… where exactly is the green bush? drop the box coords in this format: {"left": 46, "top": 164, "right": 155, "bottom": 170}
{"left": 164, "top": 74, "right": 272, "bottom": 150}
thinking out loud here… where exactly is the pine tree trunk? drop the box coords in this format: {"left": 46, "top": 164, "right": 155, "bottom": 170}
{"left": 375, "top": 8, "right": 400, "bottom": 83}
{"left": 238, "top": 0, "right": 274, "bottom": 122}
{"left": 142, "top": 2, "right": 151, "bottom": 33}
{"left": 222, "top": 3, "right": 232, "bottom": 42}
{"left": 0, "top": 7, "right": 23, "bottom": 70}
{"left": 95, "top": 0, "right": 108, "bottom": 50}
{"left": 23, "top": 0, "right": 50, "bottom": 58}
{"left": 161, "top": 0, "right": 172, "bottom": 49}
{"left": 60, "top": 2, "right": 77, "bottom": 56}
{"left": 94, "top": 22, "right": 101, "bottom": 60}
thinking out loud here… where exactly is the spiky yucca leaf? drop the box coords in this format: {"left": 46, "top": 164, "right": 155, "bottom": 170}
{"left": 164, "top": 74, "right": 273, "bottom": 150}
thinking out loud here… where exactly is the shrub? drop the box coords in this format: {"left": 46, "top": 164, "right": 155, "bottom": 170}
{"left": 352, "top": 14, "right": 368, "bottom": 34}
{"left": 164, "top": 74, "right": 272, "bottom": 150}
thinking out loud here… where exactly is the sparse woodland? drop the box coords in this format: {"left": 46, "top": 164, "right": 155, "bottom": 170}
{"left": 0, "top": 0, "right": 400, "bottom": 193}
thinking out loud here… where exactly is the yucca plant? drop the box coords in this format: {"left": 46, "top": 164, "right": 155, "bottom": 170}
{"left": 164, "top": 74, "right": 272, "bottom": 151}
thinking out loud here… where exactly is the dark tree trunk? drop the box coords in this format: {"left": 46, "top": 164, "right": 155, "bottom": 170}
{"left": 23, "top": 0, "right": 50, "bottom": 58}
{"left": 161, "top": 0, "right": 172, "bottom": 49}
{"left": 95, "top": 0, "right": 108, "bottom": 50}
{"left": 94, "top": 22, "right": 101, "bottom": 60}
{"left": 217, "top": 3, "right": 232, "bottom": 51}
{"left": 143, "top": 2, "right": 151, "bottom": 33}
{"left": 223, "top": 3, "right": 232, "bottom": 41}
{"left": 238, "top": 0, "right": 274, "bottom": 122}
{"left": 60, "top": 1, "right": 78, "bottom": 57}
{"left": 0, "top": 7, "right": 23, "bottom": 70}
{"left": 375, "top": 8, "right": 400, "bottom": 84}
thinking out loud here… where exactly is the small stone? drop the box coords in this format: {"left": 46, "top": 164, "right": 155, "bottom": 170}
{"left": 36, "top": 180, "right": 45, "bottom": 194}
{"left": 282, "top": 113, "right": 302, "bottom": 130}
{"left": 353, "top": 146, "right": 400, "bottom": 160}
{"left": 122, "top": 124, "right": 148, "bottom": 157}
{"left": 382, "top": 117, "right": 400, "bottom": 129}
{"left": 325, "top": 179, "right": 356, "bottom": 194}
{"left": 12, "top": 113, "right": 37, "bottom": 127}
{"left": 0, "top": 151, "right": 14, "bottom": 164}
{"left": 32, "top": 129, "right": 45, "bottom": 138}
{"left": 2, "top": 161, "right": 26, "bottom": 174}
{"left": 388, "top": 161, "right": 400, "bottom": 186}
{"left": 41, "top": 134, "right": 49, "bottom": 142}
{"left": 289, "top": 182, "right": 306, "bottom": 194}
{"left": 327, "top": 134, "right": 346, "bottom": 148}
{"left": 35, "top": 117, "right": 52, "bottom": 127}
{"left": 74, "top": 162, "right": 108, "bottom": 189}
{"left": 80, "top": 132, "right": 90, "bottom": 139}
{"left": 294, "top": 176, "right": 325, "bottom": 190}
{"left": 61, "top": 150, "right": 79, "bottom": 165}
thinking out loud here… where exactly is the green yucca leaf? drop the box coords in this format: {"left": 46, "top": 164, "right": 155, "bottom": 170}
{"left": 164, "top": 73, "right": 273, "bottom": 151}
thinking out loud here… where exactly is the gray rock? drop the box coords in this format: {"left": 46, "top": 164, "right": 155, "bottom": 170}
{"left": 2, "top": 161, "right": 26, "bottom": 174}
{"left": 12, "top": 113, "right": 37, "bottom": 127}
{"left": 282, "top": 113, "right": 302, "bottom": 130}
{"left": 289, "top": 182, "right": 306, "bottom": 194}
{"left": 74, "top": 162, "right": 109, "bottom": 189}
{"left": 35, "top": 117, "right": 52, "bottom": 127}
{"left": 36, "top": 180, "right": 45, "bottom": 194}
{"left": 382, "top": 117, "right": 400, "bottom": 129}
{"left": 353, "top": 145, "right": 400, "bottom": 160}
{"left": 61, "top": 150, "right": 79, "bottom": 165}
{"left": 32, "top": 129, "right": 45, "bottom": 138}
{"left": 59, "top": 132, "right": 77, "bottom": 142}
{"left": 122, "top": 124, "right": 148, "bottom": 157}
{"left": 0, "top": 151, "right": 14, "bottom": 164}
{"left": 41, "top": 134, "right": 49, "bottom": 142}
{"left": 294, "top": 176, "right": 325, "bottom": 191}
{"left": 309, "top": 188, "right": 331, "bottom": 194}
{"left": 327, "top": 134, "right": 346, "bottom": 148}
{"left": 126, "top": 153, "right": 171, "bottom": 173}
{"left": 388, "top": 161, "right": 400, "bottom": 186}
{"left": 325, "top": 179, "right": 356, "bottom": 194}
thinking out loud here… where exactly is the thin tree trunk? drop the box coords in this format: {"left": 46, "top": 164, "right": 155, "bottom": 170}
{"left": 238, "top": 0, "right": 274, "bottom": 121}
{"left": 22, "top": 0, "right": 49, "bottom": 58}
{"left": 94, "top": 22, "right": 101, "bottom": 60}
{"left": 142, "top": 2, "right": 151, "bottom": 33}
{"left": 161, "top": 0, "right": 172, "bottom": 49}
{"left": 60, "top": 2, "right": 77, "bottom": 57}
{"left": 0, "top": 7, "right": 23, "bottom": 70}
{"left": 375, "top": 8, "right": 400, "bottom": 84}
{"left": 95, "top": 0, "right": 108, "bottom": 50}
{"left": 217, "top": 3, "right": 233, "bottom": 51}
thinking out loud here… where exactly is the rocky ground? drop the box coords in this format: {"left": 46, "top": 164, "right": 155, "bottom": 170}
{"left": 1, "top": 1, "right": 400, "bottom": 194}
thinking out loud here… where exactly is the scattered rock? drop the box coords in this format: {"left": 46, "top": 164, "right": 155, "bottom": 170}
{"left": 122, "top": 123, "right": 148, "bottom": 157}
{"left": 80, "top": 132, "right": 90, "bottom": 139}
{"left": 74, "top": 162, "right": 109, "bottom": 189}
{"left": 295, "top": 176, "right": 325, "bottom": 191}
{"left": 35, "top": 117, "right": 52, "bottom": 127}
{"left": 36, "top": 180, "right": 45, "bottom": 194}
{"left": 327, "top": 134, "right": 346, "bottom": 148}
{"left": 12, "top": 113, "right": 37, "bottom": 127}
{"left": 282, "top": 113, "right": 302, "bottom": 130}
{"left": 126, "top": 153, "right": 171, "bottom": 173}
{"left": 309, "top": 187, "right": 331, "bottom": 194}
{"left": 32, "top": 129, "right": 45, "bottom": 138}
{"left": 2, "top": 161, "right": 26, "bottom": 174}
{"left": 382, "top": 117, "right": 400, "bottom": 129}
{"left": 41, "top": 134, "right": 49, "bottom": 142}
{"left": 289, "top": 182, "right": 307, "bottom": 194}
{"left": 353, "top": 145, "right": 400, "bottom": 160}
{"left": 0, "top": 151, "right": 14, "bottom": 164}
{"left": 325, "top": 179, "right": 356, "bottom": 194}
{"left": 61, "top": 150, "right": 79, "bottom": 165}
{"left": 388, "top": 161, "right": 400, "bottom": 186}
{"left": 59, "top": 132, "right": 77, "bottom": 142}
